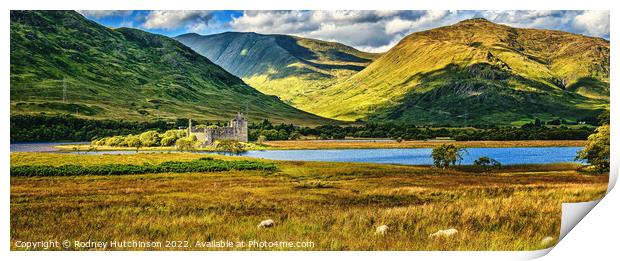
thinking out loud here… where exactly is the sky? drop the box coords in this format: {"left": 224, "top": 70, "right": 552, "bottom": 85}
{"left": 78, "top": 10, "right": 610, "bottom": 53}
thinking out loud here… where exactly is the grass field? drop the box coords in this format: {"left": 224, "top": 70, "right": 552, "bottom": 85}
{"left": 10, "top": 152, "right": 607, "bottom": 250}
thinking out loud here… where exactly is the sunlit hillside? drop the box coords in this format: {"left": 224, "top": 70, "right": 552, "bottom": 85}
{"left": 305, "top": 18, "right": 609, "bottom": 125}
{"left": 175, "top": 32, "right": 381, "bottom": 108}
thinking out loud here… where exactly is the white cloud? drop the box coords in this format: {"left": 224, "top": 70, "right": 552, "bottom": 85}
{"left": 385, "top": 10, "right": 462, "bottom": 35}
{"left": 78, "top": 10, "right": 133, "bottom": 19}
{"left": 573, "top": 10, "right": 610, "bottom": 37}
{"left": 142, "top": 11, "right": 214, "bottom": 31}
{"left": 227, "top": 10, "right": 610, "bottom": 52}
{"left": 477, "top": 10, "right": 574, "bottom": 32}
{"left": 229, "top": 10, "right": 445, "bottom": 52}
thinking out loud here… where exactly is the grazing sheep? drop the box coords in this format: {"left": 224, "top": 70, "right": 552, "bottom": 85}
{"left": 376, "top": 225, "right": 389, "bottom": 235}
{"left": 429, "top": 228, "right": 458, "bottom": 238}
{"left": 257, "top": 219, "right": 274, "bottom": 228}
{"left": 540, "top": 236, "right": 554, "bottom": 246}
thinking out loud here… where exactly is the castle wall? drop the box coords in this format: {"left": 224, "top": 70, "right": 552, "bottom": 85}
{"left": 190, "top": 113, "right": 248, "bottom": 145}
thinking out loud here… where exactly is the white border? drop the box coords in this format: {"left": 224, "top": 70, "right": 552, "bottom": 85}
{"left": 2, "top": 1, "right": 617, "bottom": 260}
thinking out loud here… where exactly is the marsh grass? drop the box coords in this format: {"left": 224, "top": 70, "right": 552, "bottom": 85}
{"left": 10, "top": 152, "right": 607, "bottom": 250}
{"left": 10, "top": 157, "right": 276, "bottom": 177}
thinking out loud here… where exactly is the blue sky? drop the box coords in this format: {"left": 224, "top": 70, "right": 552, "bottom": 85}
{"left": 78, "top": 10, "right": 610, "bottom": 52}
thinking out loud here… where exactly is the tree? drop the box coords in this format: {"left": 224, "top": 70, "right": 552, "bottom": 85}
{"left": 534, "top": 118, "right": 542, "bottom": 127}
{"left": 125, "top": 134, "right": 142, "bottom": 151}
{"left": 104, "top": 136, "right": 125, "bottom": 146}
{"left": 473, "top": 156, "right": 501, "bottom": 171}
{"left": 216, "top": 140, "right": 246, "bottom": 154}
{"left": 576, "top": 125, "right": 610, "bottom": 172}
{"left": 599, "top": 110, "right": 610, "bottom": 125}
{"left": 257, "top": 135, "right": 267, "bottom": 144}
{"left": 175, "top": 134, "right": 198, "bottom": 151}
{"left": 289, "top": 131, "right": 301, "bottom": 140}
{"left": 431, "top": 144, "right": 465, "bottom": 169}
{"left": 139, "top": 130, "right": 160, "bottom": 147}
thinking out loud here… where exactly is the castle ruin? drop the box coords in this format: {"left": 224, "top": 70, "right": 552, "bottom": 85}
{"left": 188, "top": 113, "right": 248, "bottom": 146}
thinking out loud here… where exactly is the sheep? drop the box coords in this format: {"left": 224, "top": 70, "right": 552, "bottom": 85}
{"left": 540, "top": 236, "right": 554, "bottom": 246}
{"left": 376, "top": 225, "right": 389, "bottom": 235}
{"left": 257, "top": 219, "right": 274, "bottom": 228}
{"left": 429, "top": 228, "right": 458, "bottom": 238}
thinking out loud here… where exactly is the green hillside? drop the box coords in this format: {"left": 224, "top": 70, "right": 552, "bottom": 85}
{"left": 301, "top": 18, "right": 610, "bottom": 125}
{"left": 175, "top": 32, "right": 380, "bottom": 108}
{"left": 10, "top": 11, "right": 332, "bottom": 125}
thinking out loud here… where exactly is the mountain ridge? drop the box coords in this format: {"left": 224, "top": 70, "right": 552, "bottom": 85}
{"left": 10, "top": 10, "right": 333, "bottom": 125}
{"left": 174, "top": 31, "right": 380, "bottom": 107}
{"left": 303, "top": 18, "right": 609, "bottom": 125}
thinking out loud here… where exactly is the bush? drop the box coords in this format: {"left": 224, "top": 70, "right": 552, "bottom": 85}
{"left": 216, "top": 140, "right": 246, "bottom": 154}
{"left": 10, "top": 158, "right": 277, "bottom": 177}
{"left": 473, "top": 156, "right": 502, "bottom": 171}
{"left": 431, "top": 144, "right": 466, "bottom": 169}
{"left": 92, "top": 138, "right": 106, "bottom": 146}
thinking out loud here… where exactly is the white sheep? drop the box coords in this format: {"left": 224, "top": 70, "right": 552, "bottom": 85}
{"left": 429, "top": 228, "right": 458, "bottom": 238}
{"left": 376, "top": 225, "right": 389, "bottom": 235}
{"left": 257, "top": 219, "right": 274, "bottom": 228}
{"left": 540, "top": 236, "right": 554, "bottom": 246}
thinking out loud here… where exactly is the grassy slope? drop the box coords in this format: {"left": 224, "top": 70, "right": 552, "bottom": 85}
{"left": 175, "top": 32, "right": 380, "bottom": 108}
{"left": 11, "top": 152, "right": 607, "bottom": 250}
{"left": 10, "top": 11, "right": 332, "bottom": 125}
{"left": 305, "top": 18, "right": 609, "bottom": 125}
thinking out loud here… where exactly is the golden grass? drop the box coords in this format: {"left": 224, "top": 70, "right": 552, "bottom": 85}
{"left": 10, "top": 152, "right": 607, "bottom": 250}
{"left": 262, "top": 140, "right": 587, "bottom": 150}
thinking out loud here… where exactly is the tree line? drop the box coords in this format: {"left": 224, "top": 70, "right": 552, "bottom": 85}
{"left": 249, "top": 119, "right": 594, "bottom": 141}
{"left": 11, "top": 114, "right": 596, "bottom": 142}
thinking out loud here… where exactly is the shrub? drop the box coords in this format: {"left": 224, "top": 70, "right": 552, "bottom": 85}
{"left": 10, "top": 158, "right": 277, "bottom": 177}
{"left": 93, "top": 138, "right": 106, "bottom": 146}
{"left": 216, "top": 140, "right": 246, "bottom": 154}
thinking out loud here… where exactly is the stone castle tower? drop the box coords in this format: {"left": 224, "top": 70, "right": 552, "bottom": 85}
{"left": 189, "top": 113, "right": 248, "bottom": 146}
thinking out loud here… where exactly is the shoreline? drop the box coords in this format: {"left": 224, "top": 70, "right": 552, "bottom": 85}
{"left": 48, "top": 139, "right": 588, "bottom": 152}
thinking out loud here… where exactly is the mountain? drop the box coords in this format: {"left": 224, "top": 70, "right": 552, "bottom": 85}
{"left": 300, "top": 18, "right": 610, "bottom": 125}
{"left": 10, "top": 11, "right": 333, "bottom": 125}
{"left": 174, "top": 32, "right": 380, "bottom": 108}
